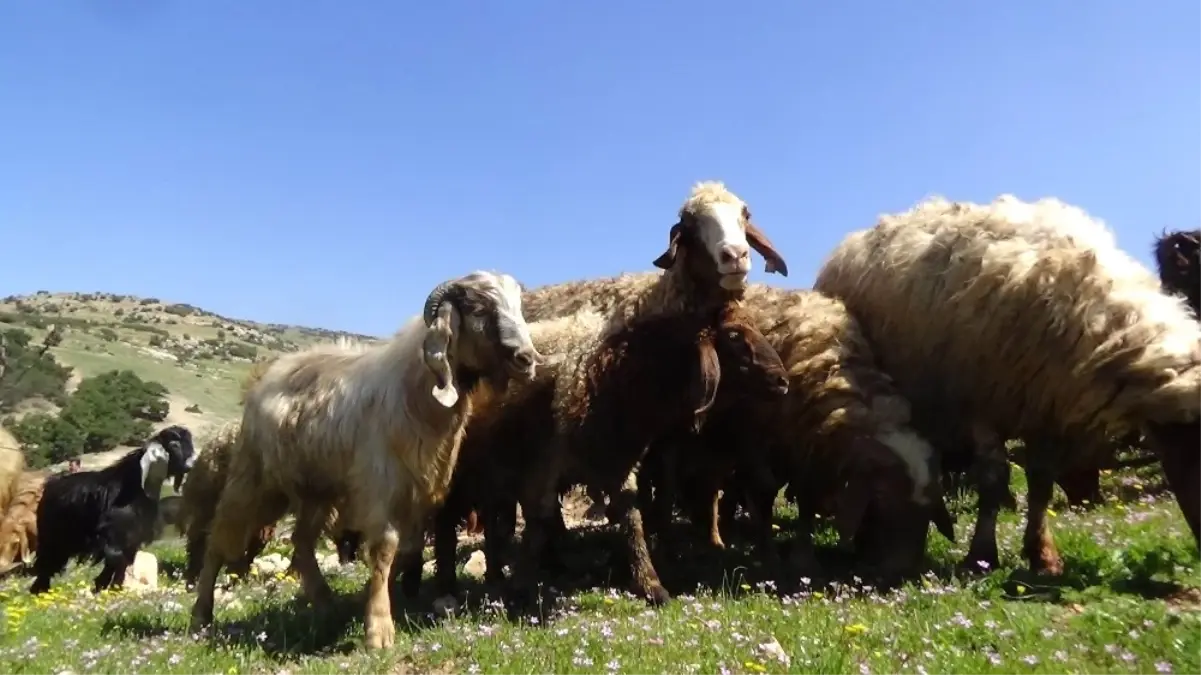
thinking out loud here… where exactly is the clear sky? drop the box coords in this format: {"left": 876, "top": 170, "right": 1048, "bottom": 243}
{"left": 2, "top": 1, "right": 1197, "bottom": 337}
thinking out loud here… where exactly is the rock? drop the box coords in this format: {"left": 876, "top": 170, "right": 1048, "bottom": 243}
{"left": 317, "top": 553, "right": 340, "bottom": 572}
{"left": 125, "top": 551, "right": 158, "bottom": 592}
{"left": 463, "top": 550, "right": 487, "bottom": 580}
{"left": 252, "top": 552, "right": 289, "bottom": 576}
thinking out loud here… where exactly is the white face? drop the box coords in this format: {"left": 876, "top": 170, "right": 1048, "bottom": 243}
{"left": 473, "top": 273, "right": 539, "bottom": 377}
{"left": 694, "top": 202, "right": 753, "bottom": 288}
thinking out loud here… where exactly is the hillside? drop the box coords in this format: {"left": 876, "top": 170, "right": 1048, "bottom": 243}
{"left": 0, "top": 290, "right": 378, "bottom": 442}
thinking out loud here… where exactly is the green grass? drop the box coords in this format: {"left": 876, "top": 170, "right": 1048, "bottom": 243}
{"left": 0, "top": 467, "right": 1197, "bottom": 675}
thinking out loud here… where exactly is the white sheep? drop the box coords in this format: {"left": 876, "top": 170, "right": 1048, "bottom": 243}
{"left": 187, "top": 271, "right": 543, "bottom": 650}
{"left": 814, "top": 194, "right": 1201, "bottom": 573}
{"left": 523, "top": 180, "right": 789, "bottom": 327}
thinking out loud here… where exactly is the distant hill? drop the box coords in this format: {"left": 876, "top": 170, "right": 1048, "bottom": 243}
{"left": 0, "top": 290, "right": 378, "bottom": 442}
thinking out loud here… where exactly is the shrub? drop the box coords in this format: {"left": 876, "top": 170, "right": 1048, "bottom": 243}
{"left": 98, "top": 327, "right": 119, "bottom": 342}
{"left": 0, "top": 328, "right": 72, "bottom": 413}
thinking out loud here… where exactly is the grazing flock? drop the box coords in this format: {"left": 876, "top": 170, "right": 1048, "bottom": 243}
{"left": 0, "top": 184, "right": 1197, "bottom": 652}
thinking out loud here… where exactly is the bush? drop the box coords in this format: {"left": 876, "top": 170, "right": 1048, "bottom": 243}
{"left": 98, "top": 327, "right": 119, "bottom": 342}
{"left": 164, "top": 303, "right": 197, "bottom": 317}
{"left": 8, "top": 369, "right": 170, "bottom": 462}
{"left": 0, "top": 328, "right": 72, "bottom": 413}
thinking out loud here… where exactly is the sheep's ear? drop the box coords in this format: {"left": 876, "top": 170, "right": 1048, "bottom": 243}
{"left": 422, "top": 301, "right": 461, "bottom": 408}
{"left": 689, "top": 337, "right": 721, "bottom": 432}
{"left": 834, "top": 477, "right": 872, "bottom": 550}
{"left": 744, "top": 214, "right": 788, "bottom": 276}
{"left": 653, "top": 223, "right": 683, "bottom": 270}
{"left": 140, "top": 442, "right": 170, "bottom": 493}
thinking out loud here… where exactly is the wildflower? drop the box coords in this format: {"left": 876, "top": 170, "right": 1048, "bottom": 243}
{"left": 1156, "top": 661, "right": 1174, "bottom": 673}
{"left": 845, "top": 623, "right": 867, "bottom": 635}
{"left": 744, "top": 661, "right": 767, "bottom": 673}
{"left": 1022, "top": 655, "right": 1039, "bottom": 666}
{"left": 1053, "top": 650, "right": 1067, "bottom": 662}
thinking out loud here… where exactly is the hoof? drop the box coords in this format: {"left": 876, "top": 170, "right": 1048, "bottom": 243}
{"left": 643, "top": 583, "right": 672, "bottom": 606}
{"left": 364, "top": 620, "right": 396, "bottom": 650}
{"left": 1031, "top": 554, "right": 1064, "bottom": 576}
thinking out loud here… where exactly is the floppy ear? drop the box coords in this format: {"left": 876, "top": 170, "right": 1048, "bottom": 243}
{"left": 422, "top": 301, "right": 462, "bottom": 407}
{"left": 743, "top": 211, "right": 789, "bottom": 276}
{"left": 653, "top": 223, "right": 683, "bottom": 270}
{"left": 139, "top": 442, "right": 170, "bottom": 493}
{"left": 689, "top": 337, "right": 722, "bottom": 432}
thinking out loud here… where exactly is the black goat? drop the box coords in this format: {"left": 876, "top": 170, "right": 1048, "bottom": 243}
{"left": 1155, "top": 228, "right": 1201, "bottom": 319}
{"left": 30, "top": 425, "right": 196, "bottom": 594}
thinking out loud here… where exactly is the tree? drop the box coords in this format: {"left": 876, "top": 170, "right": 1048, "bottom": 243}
{"left": 0, "top": 326, "right": 71, "bottom": 413}
{"left": 6, "top": 369, "right": 170, "bottom": 466}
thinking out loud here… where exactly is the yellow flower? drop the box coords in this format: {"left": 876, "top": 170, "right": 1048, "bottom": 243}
{"left": 1015, "top": 584, "right": 1027, "bottom": 595}
{"left": 744, "top": 661, "right": 767, "bottom": 673}
{"left": 740, "top": 584, "right": 751, "bottom": 591}
{"left": 845, "top": 623, "right": 867, "bottom": 635}
{"left": 812, "top": 591, "right": 824, "bottom": 599}
{"left": 603, "top": 597, "right": 615, "bottom": 605}
{"left": 1047, "top": 508, "right": 1057, "bottom": 517}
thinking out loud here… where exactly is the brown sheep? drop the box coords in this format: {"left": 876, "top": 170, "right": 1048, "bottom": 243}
{"left": 0, "top": 470, "right": 47, "bottom": 577}
{"left": 505, "top": 303, "right": 789, "bottom": 606}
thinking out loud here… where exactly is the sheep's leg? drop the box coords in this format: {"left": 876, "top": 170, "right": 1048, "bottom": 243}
{"left": 649, "top": 450, "right": 679, "bottom": 542}
{"left": 363, "top": 524, "right": 399, "bottom": 650}
{"left": 611, "top": 469, "right": 671, "bottom": 605}
{"left": 742, "top": 462, "right": 782, "bottom": 579}
{"left": 431, "top": 505, "right": 460, "bottom": 599}
{"left": 1021, "top": 459, "right": 1063, "bottom": 575}
{"left": 1057, "top": 465, "right": 1102, "bottom": 508}
{"left": 29, "top": 547, "right": 69, "bottom": 595}
{"left": 483, "top": 498, "right": 515, "bottom": 589}
{"left": 184, "top": 528, "right": 208, "bottom": 587}
{"left": 1147, "top": 422, "right": 1201, "bottom": 544}
{"left": 785, "top": 496, "right": 823, "bottom": 580}
{"left": 963, "top": 438, "right": 1009, "bottom": 572}
{"left": 189, "top": 456, "right": 290, "bottom": 630}
{"left": 291, "top": 503, "right": 335, "bottom": 608}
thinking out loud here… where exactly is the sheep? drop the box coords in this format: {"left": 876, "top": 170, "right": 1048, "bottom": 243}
{"left": 525, "top": 273, "right": 951, "bottom": 582}
{"left": 187, "top": 271, "right": 543, "bottom": 650}
{"left": 1155, "top": 228, "right": 1200, "bottom": 318}
{"left": 814, "top": 195, "right": 1201, "bottom": 574}
{"left": 178, "top": 422, "right": 281, "bottom": 585}
{"left": 498, "top": 301, "right": 788, "bottom": 607}
{"left": 390, "top": 311, "right": 590, "bottom": 602}
{"left": 523, "top": 181, "right": 789, "bottom": 327}
{"left": 30, "top": 425, "right": 196, "bottom": 593}
{"left": 0, "top": 470, "right": 47, "bottom": 577}
{"left": 641, "top": 286, "right": 956, "bottom": 584}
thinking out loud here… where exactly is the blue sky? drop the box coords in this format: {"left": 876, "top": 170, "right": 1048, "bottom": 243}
{"left": 2, "top": 1, "right": 1197, "bottom": 336}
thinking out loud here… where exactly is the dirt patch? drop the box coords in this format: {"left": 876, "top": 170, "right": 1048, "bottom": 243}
{"left": 164, "top": 394, "right": 218, "bottom": 439}
{"left": 1165, "top": 587, "right": 1201, "bottom": 610}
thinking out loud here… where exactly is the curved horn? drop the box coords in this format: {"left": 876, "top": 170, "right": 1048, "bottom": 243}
{"left": 423, "top": 280, "right": 463, "bottom": 325}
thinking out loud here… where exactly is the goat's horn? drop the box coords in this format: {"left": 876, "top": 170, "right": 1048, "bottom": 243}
{"left": 423, "top": 280, "right": 461, "bottom": 325}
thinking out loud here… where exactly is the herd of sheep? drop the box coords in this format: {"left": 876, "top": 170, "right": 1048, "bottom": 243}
{"left": 0, "top": 182, "right": 1198, "bottom": 652}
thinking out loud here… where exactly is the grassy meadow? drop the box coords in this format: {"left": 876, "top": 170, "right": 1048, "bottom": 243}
{"left": 0, "top": 466, "right": 1196, "bottom": 675}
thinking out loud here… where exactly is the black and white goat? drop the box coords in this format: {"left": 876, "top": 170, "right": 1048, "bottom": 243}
{"left": 30, "top": 425, "right": 196, "bottom": 594}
